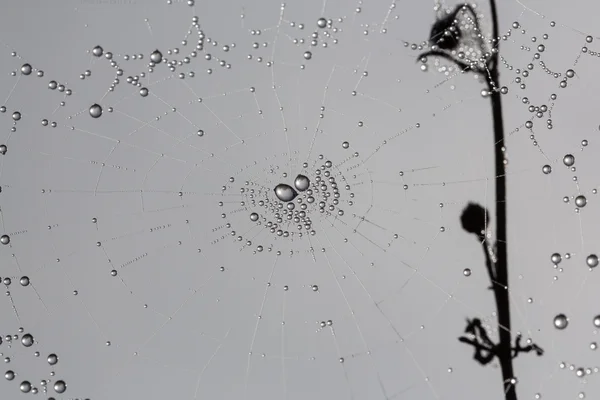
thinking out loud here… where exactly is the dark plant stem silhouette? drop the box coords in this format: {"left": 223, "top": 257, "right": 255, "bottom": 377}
{"left": 459, "top": 205, "right": 542, "bottom": 400}
{"left": 418, "top": 3, "right": 543, "bottom": 400}
{"left": 487, "top": 2, "right": 517, "bottom": 399}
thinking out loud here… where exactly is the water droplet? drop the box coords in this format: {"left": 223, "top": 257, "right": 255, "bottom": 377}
{"left": 554, "top": 314, "right": 568, "bottom": 329}
{"left": 303, "top": 51, "right": 312, "bottom": 60}
{"left": 342, "top": 141, "right": 349, "bottom": 149}
{"left": 563, "top": 154, "right": 575, "bottom": 166}
{"left": 551, "top": 253, "right": 562, "bottom": 264}
{"left": 274, "top": 184, "right": 298, "bottom": 202}
{"left": 150, "top": 50, "right": 163, "bottom": 64}
{"left": 47, "top": 354, "right": 58, "bottom": 365}
{"left": 20, "top": 64, "right": 32, "bottom": 75}
{"left": 21, "top": 333, "right": 33, "bottom": 347}
{"left": 542, "top": 165, "right": 552, "bottom": 174}
{"left": 92, "top": 45, "right": 104, "bottom": 57}
{"left": 89, "top": 104, "right": 102, "bottom": 118}
{"left": 20, "top": 381, "right": 31, "bottom": 393}
{"left": 53, "top": 380, "right": 66, "bottom": 393}
{"left": 250, "top": 212, "right": 259, "bottom": 222}
{"left": 317, "top": 18, "right": 327, "bottom": 28}
{"left": 294, "top": 174, "right": 310, "bottom": 191}
{"left": 4, "top": 370, "right": 14, "bottom": 380}
{"left": 575, "top": 195, "right": 587, "bottom": 207}
{"left": 19, "top": 276, "right": 29, "bottom": 286}
{"left": 140, "top": 87, "right": 149, "bottom": 97}
{"left": 463, "top": 268, "right": 471, "bottom": 277}
{"left": 0, "top": 235, "right": 9, "bottom": 245}
{"left": 586, "top": 254, "right": 598, "bottom": 268}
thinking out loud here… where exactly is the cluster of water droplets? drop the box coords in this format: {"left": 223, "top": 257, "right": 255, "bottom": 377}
{"left": 82, "top": 15, "right": 236, "bottom": 123}
{"left": 0, "top": 330, "right": 69, "bottom": 397}
{"left": 232, "top": 155, "right": 352, "bottom": 254}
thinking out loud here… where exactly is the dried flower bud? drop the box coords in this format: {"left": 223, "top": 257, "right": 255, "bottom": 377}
{"left": 429, "top": 14, "right": 462, "bottom": 50}
{"left": 460, "top": 202, "right": 489, "bottom": 236}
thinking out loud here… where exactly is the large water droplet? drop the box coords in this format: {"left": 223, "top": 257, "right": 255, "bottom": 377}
{"left": 317, "top": 18, "right": 327, "bottom": 28}
{"left": 294, "top": 174, "right": 310, "bottom": 191}
{"left": 250, "top": 212, "right": 259, "bottom": 222}
{"left": 47, "top": 354, "right": 58, "bottom": 365}
{"left": 554, "top": 314, "right": 568, "bottom": 329}
{"left": 0, "top": 235, "right": 9, "bottom": 245}
{"left": 92, "top": 45, "right": 104, "bottom": 57}
{"left": 53, "top": 380, "right": 66, "bottom": 393}
{"left": 575, "top": 195, "right": 587, "bottom": 208}
{"left": 150, "top": 50, "right": 163, "bottom": 64}
{"left": 587, "top": 254, "right": 599, "bottom": 268}
{"left": 563, "top": 154, "right": 575, "bottom": 166}
{"left": 594, "top": 315, "right": 600, "bottom": 327}
{"left": 274, "top": 184, "right": 297, "bottom": 202}
{"left": 4, "top": 370, "right": 14, "bottom": 380}
{"left": 20, "top": 381, "right": 31, "bottom": 393}
{"left": 20, "top": 333, "right": 33, "bottom": 347}
{"left": 20, "top": 64, "right": 32, "bottom": 75}
{"left": 89, "top": 104, "right": 102, "bottom": 118}
{"left": 551, "top": 253, "right": 562, "bottom": 264}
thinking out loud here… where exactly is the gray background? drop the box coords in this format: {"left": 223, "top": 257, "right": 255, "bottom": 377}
{"left": 0, "top": 0, "right": 599, "bottom": 399}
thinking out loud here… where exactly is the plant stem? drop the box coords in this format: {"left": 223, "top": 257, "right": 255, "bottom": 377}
{"left": 489, "top": 82, "right": 516, "bottom": 400}
{"left": 487, "top": 1, "right": 516, "bottom": 399}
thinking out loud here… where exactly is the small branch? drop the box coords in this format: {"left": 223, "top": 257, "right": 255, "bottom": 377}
{"left": 459, "top": 319, "right": 543, "bottom": 368}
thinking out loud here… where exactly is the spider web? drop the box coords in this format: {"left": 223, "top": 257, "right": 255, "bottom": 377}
{"left": 0, "top": 0, "right": 599, "bottom": 399}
